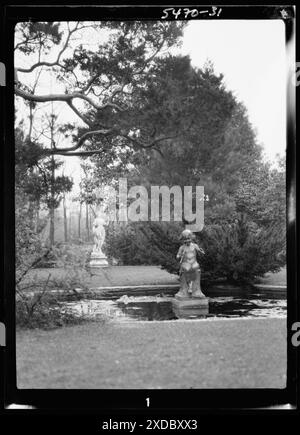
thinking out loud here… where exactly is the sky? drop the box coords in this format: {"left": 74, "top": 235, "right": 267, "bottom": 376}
{"left": 181, "top": 20, "right": 286, "bottom": 162}
{"left": 15, "top": 19, "right": 288, "bottom": 194}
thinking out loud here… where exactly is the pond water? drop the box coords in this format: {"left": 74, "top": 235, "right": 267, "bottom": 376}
{"left": 62, "top": 293, "right": 286, "bottom": 322}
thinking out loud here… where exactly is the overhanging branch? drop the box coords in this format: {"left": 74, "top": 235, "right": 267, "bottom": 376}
{"left": 15, "top": 85, "right": 126, "bottom": 113}
{"left": 41, "top": 128, "right": 114, "bottom": 156}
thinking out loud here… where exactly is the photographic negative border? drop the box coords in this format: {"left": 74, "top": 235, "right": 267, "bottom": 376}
{"left": 1, "top": 3, "right": 298, "bottom": 415}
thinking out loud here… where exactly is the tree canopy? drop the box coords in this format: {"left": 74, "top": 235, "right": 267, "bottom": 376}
{"left": 15, "top": 21, "right": 187, "bottom": 157}
{"left": 14, "top": 21, "right": 286, "bottom": 284}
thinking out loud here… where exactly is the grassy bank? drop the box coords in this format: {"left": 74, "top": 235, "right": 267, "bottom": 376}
{"left": 17, "top": 317, "right": 286, "bottom": 389}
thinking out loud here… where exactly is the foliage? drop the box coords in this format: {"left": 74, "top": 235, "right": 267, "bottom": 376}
{"left": 49, "top": 243, "right": 92, "bottom": 271}
{"left": 16, "top": 294, "right": 95, "bottom": 330}
{"left": 15, "top": 121, "right": 73, "bottom": 268}
{"left": 15, "top": 22, "right": 63, "bottom": 55}
{"left": 102, "top": 61, "right": 286, "bottom": 284}
{"left": 15, "top": 188, "right": 47, "bottom": 278}
{"left": 105, "top": 222, "right": 181, "bottom": 269}
{"left": 16, "top": 244, "right": 94, "bottom": 329}
{"left": 199, "top": 219, "right": 285, "bottom": 284}
{"left": 15, "top": 21, "right": 187, "bottom": 157}
{"left": 14, "top": 22, "right": 286, "bottom": 285}
{"left": 15, "top": 124, "right": 73, "bottom": 209}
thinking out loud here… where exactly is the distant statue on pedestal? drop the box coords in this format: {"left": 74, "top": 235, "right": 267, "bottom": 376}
{"left": 92, "top": 207, "right": 108, "bottom": 255}
{"left": 90, "top": 205, "right": 109, "bottom": 268}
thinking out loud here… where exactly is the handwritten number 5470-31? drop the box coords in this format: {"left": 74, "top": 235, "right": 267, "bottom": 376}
{"left": 161, "top": 7, "right": 222, "bottom": 20}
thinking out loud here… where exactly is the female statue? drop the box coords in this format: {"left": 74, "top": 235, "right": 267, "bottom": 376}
{"left": 92, "top": 206, "right": 108, "bottom": 255}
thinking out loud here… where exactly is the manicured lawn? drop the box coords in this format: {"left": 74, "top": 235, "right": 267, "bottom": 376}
{"left": 25, "top": 265, "right": 179, "bottom": 289}
{"left": 17, "top": 263, "right": 286, "bottom": 389}
{"left": 256, "top": 266, "right": 286, "bottom": 286}
{"left": 16, "top": 317, "right": 286, "bottom": 389}
{"left": 22, "top": 264, "right": 287, "bottom": 290}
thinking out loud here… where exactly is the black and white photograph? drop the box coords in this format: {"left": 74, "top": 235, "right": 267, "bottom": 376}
{"left": 4, "top": 5, "right": 297, "bottom": 408}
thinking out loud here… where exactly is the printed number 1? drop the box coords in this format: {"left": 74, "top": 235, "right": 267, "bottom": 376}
{"left": 146, "top": 397, "right": 150, "bottom": 407}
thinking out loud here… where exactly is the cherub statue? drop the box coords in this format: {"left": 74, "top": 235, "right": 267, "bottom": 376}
{"left": 175, "top": 229, "right": 206, "bottom": 299}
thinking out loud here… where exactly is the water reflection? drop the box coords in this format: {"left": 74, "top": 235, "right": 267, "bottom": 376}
{"left": 119, "top": 300, "right": 177, "bottom": 321}
{"left": 62, "top": 293, "right": 286, "bottom": 322}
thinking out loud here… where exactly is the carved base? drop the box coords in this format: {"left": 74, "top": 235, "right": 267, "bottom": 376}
{"left": 172, "top": 296, "right": 209, "bottom": 318}
{"left": 175, "top": 288, "right": 206, "bottom": 299}
{"left": 89, "top": 251, "right": 109, "bottom": 268}
{"left": 176, "top": 267, "right": 206, "bottom": 299}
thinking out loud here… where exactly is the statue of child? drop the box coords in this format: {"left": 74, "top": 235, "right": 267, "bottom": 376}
{"left": 177, "top": 229, "right": 205, "bottom": 273}
{"left": 176, "top": 229, "right": 205, "bottom": 297}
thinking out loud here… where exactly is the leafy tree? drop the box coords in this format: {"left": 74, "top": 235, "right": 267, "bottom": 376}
{"left": 15, "top": 122, "right": 73, "bottom": 250}
{"left": 14, "top": 22, "right": 286, "bottom": 284}
{"left": 15, "top": 21, "right": 187, "bottom": 157}
{"left": 103, "top": 61, "right": 286, "bottom": 284}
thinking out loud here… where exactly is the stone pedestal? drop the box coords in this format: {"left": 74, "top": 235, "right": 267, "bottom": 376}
{"left": 172, "top": 269, "right": 208, "bottom": 318}
{"left": 89, "top": 251, "right": 109, "bottom": 268}
{"left": 172, "top": 295, "right": 209, "bottom": 318}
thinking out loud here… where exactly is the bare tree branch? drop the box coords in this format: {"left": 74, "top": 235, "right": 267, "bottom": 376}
{"left": 66, "top": 101, "right": 93, "bottom": 127}
{"left": 14, "top": 23, "right": 182, "bottom": 158}
{"left": 15, "top": 86, "right": 126, "bottom": 113}
{"left": 43, "top": 128, "right": 113, "bottom": 155}
{"left": 41, "top": 127, "right": 174, "bottom": 157}
{"left": 49, "top": 149, "right": 106, "bottom": 157}
{"left": 16, "top": 249, "right": 50, "bottom": 285}
{"left": 81, "top": 74, "right": 99, "bottom": 93}
{"left": 134, "top": 38, "right": 166, "bottom": 76}
{"left": 18, "top": 61, "right": 66, "bottom": 74}
{"left": 153, "top": 147, "right": 165, "bottom": 159}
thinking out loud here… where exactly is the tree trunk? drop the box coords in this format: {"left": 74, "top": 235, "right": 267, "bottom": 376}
{"left": 78, "top": 202, "right": 82, "bottom": 240}
{"left": 69, "top": 212, "right": 72, "bottom": 241}
{"left": 35, "top": 201, "right": 40, "bottom": 234}
{"left": 49, "top": 131, "right": 55, "bottom": 247}
{"left": 63, "top": 195, "right": 68, "bottom": 242}
{"left": 49, "top": 207, "right": 55, "bottom": 247}
{"left": 89, "top": 206, "right": 93, "bottom": 241}
{"left": 85, "top": 203, "right": 90, "bottom": 241}
{"left": 49, "top": 162, "right": 55, "bottom": 247}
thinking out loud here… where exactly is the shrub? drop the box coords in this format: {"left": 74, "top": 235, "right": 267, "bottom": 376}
{"left": 16, "top": 294, "right": 89, "bottom": 330}
{"left": 16, "top": 244, "right": 94, "bottom": 329}
{"left": 105, "top": 221, "right": 181, "bottom": 269}
{"left": 105, "top": 217, "right": 286, "bottom": 285}
{"left": 199, "top": 219, "right": 286, "bottom": 284}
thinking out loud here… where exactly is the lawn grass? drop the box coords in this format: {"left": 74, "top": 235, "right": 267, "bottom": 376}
{"left": 16, "top": 317, "right": 286, "bottom": 389}
{"left": 25, "top": 265, "right": 179, "bottom": 289}
{"left": 256, "top": 266, "right": 286, "bottom": 286}
{"left": 23, "top": 264, "right": 286, "bottom": 290}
